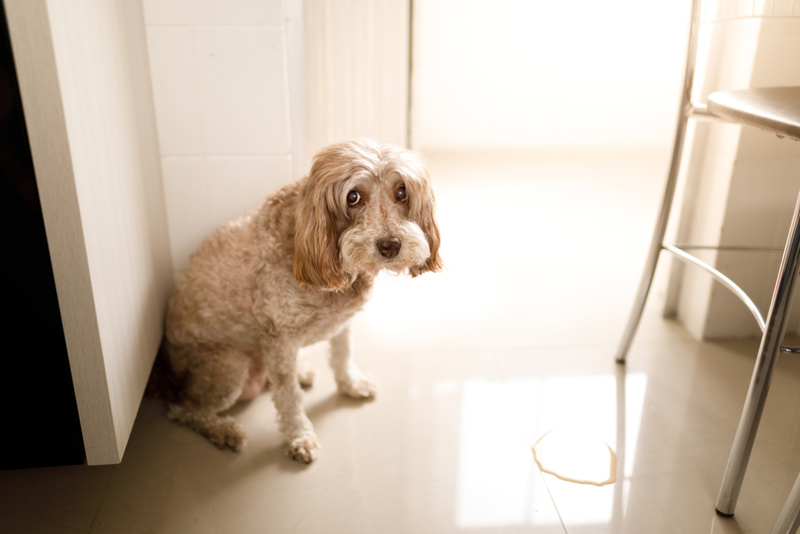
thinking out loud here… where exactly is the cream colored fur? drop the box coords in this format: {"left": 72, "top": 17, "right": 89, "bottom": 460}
{"left": 163, "top": 140, "right": 442, "bottom": 462}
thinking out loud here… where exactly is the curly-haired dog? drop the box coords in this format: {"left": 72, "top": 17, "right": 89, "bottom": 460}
{"left": 163, "top": 139, "right": 442, "bottom": 462}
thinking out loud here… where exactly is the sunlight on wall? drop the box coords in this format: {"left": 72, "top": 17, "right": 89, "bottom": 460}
{"left": 454, "top": 373, "right": 647, "bottom": 528}
{"left": 412, "top": 0, "right": 692, "bottom": 150}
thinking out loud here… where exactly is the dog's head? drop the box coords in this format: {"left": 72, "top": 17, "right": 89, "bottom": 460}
{"left": 293, "top": 139, "right": 442, "bottom": 290}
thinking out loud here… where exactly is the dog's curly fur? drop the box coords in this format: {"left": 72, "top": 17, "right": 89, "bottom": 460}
{"left": 162, "top": 140, "right": 442, "bottom": 462}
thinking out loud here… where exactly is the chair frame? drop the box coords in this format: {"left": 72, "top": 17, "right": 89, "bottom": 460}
{"left": 614, "top": 0, "right": 800, "bottom": 528}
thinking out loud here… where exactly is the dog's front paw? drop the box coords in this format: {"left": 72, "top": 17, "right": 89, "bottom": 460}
{"left": 209, "top": 416, "right": 247, "bottom": 452}
{"left": 338, "top": 375, "right": 379, "bottom": 399}
{"left": 288, "top": 432, "right": 321, "bottom": 463}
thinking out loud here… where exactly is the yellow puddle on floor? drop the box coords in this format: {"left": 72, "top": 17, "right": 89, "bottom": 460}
{"left": 532, "top": 429, "right": 617, "bottom": 486}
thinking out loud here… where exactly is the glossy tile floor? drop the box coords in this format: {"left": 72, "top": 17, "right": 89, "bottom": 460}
{"left": 4, "top": 150, "right": 800, "bottom": 533}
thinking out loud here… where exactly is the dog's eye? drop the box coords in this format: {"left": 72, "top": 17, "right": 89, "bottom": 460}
{"left": 395, "top": 185, "right": 407, "bottom": 203}
{"left": 347, "top": 190, "right": 361, "bottom": 207}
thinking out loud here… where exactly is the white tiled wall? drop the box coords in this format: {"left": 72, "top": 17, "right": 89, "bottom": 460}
{"left": 142, "top": 0, "right": 294, "bottom": 273}
{"left": 701, "top": 0, "right": 800, "bottom": 21}
{"left": 304, "top": 0, "right": 409, "bottom": 154}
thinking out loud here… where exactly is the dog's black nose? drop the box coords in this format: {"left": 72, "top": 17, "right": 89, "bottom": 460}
{"left": 378, "top": 238, "right": 402, "bottom": 259}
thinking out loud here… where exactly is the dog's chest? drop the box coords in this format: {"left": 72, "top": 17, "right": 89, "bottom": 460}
{"left": 295, "top": 296, "right": 363, "bottom": 346}
{"left": 256, "top": 273, "right": 372, "bottom": 346}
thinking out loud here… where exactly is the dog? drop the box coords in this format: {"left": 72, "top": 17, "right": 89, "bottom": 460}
{"left": 162, "top": 139, "right": 442, "bottom": 462}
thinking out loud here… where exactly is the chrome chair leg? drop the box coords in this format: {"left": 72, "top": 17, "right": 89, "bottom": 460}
{"left": 614, "top": 140, "right": 683, "bottom": 364}
{"left": 615, "top": 107, "right": 694, "bottom": 364}
{"left": 770, "top": 471, "right": 800, "bottom": 534}
{"left": 716, "top": 192, "right": 800, "bottom": 516}
{"left": 615, "top": 0, "right": 703, "bottom": 364}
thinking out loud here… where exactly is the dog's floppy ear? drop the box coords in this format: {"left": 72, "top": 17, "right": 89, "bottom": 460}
{"left": 408, "top": 169, "right": 443, "bottom": 277}
{"left": 293, "top": 179, "right": 349, "bottom": 291}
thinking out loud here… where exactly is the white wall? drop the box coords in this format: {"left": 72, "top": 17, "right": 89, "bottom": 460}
{"left": 412, "top": 0, "right": 692, "bottom": 151}
{"left": 142, "top": 0, "right": 298, "bottom": 273}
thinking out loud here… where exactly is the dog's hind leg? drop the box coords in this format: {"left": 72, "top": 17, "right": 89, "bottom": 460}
{"left": 167, "top": 348, "right": 249, "bottom": 452}
{"left": 329, "top": 326, "right": 378, "bottom": 399}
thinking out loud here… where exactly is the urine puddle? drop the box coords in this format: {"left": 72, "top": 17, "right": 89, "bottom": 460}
{"left": 532, "top": 429, "right": 617, "bottom": 486}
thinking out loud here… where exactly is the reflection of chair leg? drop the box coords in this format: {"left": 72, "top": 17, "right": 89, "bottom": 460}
{"left": 611, "top": 364, "right": 626, "bottom": 530}
{"left": 716, "top": 193, "right": 800, "bottom": 517}
{"left": 770, "top": 471, "right": 800, "bottom": 534}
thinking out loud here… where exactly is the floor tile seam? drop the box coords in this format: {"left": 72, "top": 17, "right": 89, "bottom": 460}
{"left": 85, "top": 464, "right": 117, "bottom": 534}
{"left": 373, "top": 341, "right": 625, "bottom": 359}
{"left": 622, "top": 335, "right": 725, "bottom": 352}
{"left": 382, "top": 336, "right": 705, "bottom": 357}
{"left": 484, "top": 349, "right": 571, "bottom": 534}
{"left": 536, "top": 469, "right": 571, "bottom": 534}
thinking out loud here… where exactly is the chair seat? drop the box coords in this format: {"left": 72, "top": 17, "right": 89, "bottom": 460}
{"left": 708, "top": 87, "right": 800, "bottom": 141}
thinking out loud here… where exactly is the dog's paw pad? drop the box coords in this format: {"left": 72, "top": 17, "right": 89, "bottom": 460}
{"left": 339, "top": 375, "right": 379, "bottom": 399}
{"left": 297, "top": 368, "right": 317, "bottom": 389}
{"left": 288, "top": 433, "right": 320, "bottom": 463}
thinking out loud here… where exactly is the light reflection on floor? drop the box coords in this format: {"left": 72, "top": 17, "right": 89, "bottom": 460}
{"left": 454, "top": 372, "right": 647, "bottom": 529}
{"left": 454, "top": 379, "right": 548, "bottom": 528}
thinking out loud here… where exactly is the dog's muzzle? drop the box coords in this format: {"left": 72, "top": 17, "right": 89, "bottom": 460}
{"left": 377, "top": 238, "right": 401, "bottom": 259}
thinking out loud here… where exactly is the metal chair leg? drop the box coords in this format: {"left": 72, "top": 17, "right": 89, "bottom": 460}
{"left": 771, "top": 471, "right": 800, "bottom": 534}
{"left": 614, "top": 152, "right": 682, "bottom": 364}
{"left": 716, "top": 192, "right": 800, "bottom": 516}
{"left": 615, "top": 0, "right": 703, "bottom": 364}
